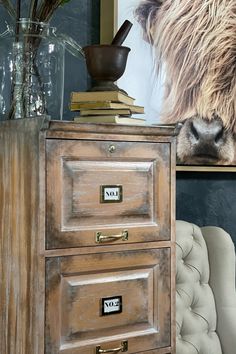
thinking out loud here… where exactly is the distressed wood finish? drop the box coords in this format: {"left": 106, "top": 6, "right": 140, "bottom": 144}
{"left": 0, "top": 119, "right": 176, "bottom": 354}
{"left": 46, "top": 139, "right": 170, "bottom": 249}
{"left": 46, "top": 121, "right": 179, "bottom": 138}
{"left": 45, "top": 248, "right": 170, "bottom": 354}
{"left": 0, "top": 118, "right": 46, "bottom": 354}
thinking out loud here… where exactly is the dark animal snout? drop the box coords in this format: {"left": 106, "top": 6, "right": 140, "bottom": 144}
{"left": 177, "top": 115, "right": 235, "bottom": 164}
{"left": 190, "top": 119, "right": 224, "bottom": 144}
{"left": 188, "top": 117, "right": 226, "bottom": 161}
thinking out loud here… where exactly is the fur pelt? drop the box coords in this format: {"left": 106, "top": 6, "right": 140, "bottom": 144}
{"left": 135, "top": 0, "right": 236, "bottom": 130}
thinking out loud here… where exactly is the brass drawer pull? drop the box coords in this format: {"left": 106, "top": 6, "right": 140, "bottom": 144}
{"left": 96, "top": 340, "right": 128, "bottom": 353}
{"left": 96, "top": 230, "right": 128, "bottom": 243}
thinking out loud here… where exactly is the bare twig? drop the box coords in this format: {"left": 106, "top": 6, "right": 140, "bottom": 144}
{"left": 37, "top": 0, "right": 64, "bottom": 23}
{"left": 15, "top": 0, "right": 21, "bottom": 35}
{"left": 28, "top": 0, "right": 38, "bottom": 21}
{"left": 0, "top": 0, "right": 16, "bottom": 18}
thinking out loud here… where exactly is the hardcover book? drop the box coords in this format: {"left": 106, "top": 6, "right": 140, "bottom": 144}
{"left": 70, "top": 102, "right": 144, "bottom": 114}
{"left": 71, "top": 90, "right": 135, "bottom": 106}
{"left": 74, "top": 115, "right": 145, "bottom": 125}
{"left": 80, "top": 108, "right": 132, "bottom": 116}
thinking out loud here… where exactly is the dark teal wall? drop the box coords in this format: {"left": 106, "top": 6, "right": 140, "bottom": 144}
{"left": 50, "top": 0, "right": 100, "bottom": 119}
{"left": 176, "top": 172, "right": 236, "bottom": 245}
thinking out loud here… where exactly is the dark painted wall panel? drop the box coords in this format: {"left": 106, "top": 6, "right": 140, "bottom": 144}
{"left": 176, "top": 172, "right": 236, "bottom": 245}
{"left": 50, "top": 0, "right": 100, "bottom": 119}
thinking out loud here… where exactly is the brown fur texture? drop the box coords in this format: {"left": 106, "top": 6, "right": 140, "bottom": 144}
{"left": 135, "top": 0, "right": 236, "bottom": 131}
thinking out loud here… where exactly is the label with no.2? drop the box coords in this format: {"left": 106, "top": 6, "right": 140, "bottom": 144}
{"left": 101, "top": 296, "right": 122, "bottom": 316}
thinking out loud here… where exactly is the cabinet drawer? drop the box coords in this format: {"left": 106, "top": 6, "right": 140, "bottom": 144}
{"left": 45, "top": 247, "right": 171, "bottom": 354}
{"left": 46, "top": 140, "right": 171, "bottom": 249}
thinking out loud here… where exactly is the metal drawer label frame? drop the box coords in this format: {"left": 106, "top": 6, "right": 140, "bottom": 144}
{"left": 101, "top": 296, "right": 122, "bottom": 316}
{"left": 100, "top": 185, "right": 123, "bottom": 203}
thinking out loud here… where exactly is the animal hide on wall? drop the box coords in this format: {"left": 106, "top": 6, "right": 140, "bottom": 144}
{"left": 135, "top": 0, "right": 236, "bottom": 165}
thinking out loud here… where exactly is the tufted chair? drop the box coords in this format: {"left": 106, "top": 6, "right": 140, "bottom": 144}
{"left": 176, "top": 220, "right": 236, "bottom": 354}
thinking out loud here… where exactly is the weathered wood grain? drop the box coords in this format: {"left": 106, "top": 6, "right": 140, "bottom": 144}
{"left": 45, "top": 248, "right": 171, "bottom": 354}
{"left": 0, "top": 118, "right": 46, "bottom": 354}
{"left": 0, "top": 119, "right": 176, "bottom": 354}
{"left": 46, "top": 121, "right": 179, "bottom": 137}
{"left": 46, "top": 140, "right": 171, "bottom": 249}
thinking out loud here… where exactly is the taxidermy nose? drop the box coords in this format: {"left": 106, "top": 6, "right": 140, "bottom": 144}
{"left": 189, "top": 118, "right": 224, "bottom": 147}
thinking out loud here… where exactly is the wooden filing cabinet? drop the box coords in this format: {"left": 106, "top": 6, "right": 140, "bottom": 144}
{"left": 0, "top": 118, "right": 177, "bottom": 354}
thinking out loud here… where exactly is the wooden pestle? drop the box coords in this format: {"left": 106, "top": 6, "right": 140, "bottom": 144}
{"left": 111, "top": 20, "right": 133, "bottom": 46}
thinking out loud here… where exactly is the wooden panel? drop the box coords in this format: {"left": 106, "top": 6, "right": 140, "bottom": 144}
{"left": 45, "top": 248, "right": 171, "bottom": 354}
{"left": 0, "top": 118, "right": 46, "bottom": 354}
{"left": 61, "top": 268, "right": 153, "bottom": 333}
{"left": 46, "top": 121, "right": 178, "bottom": 138}
{"left": 62, "top": 160, "right": 153, "bottom": 225}
{"left": 46, "top": 140, "right": 170, "bottom": 248}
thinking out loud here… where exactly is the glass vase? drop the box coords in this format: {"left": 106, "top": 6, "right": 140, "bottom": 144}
{"left": 0, "top": 19, "right": 67, "bottom": 120}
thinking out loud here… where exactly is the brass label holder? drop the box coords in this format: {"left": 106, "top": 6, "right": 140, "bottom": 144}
{"left": 100, "top": 185, "right": 123, "bottom": 203}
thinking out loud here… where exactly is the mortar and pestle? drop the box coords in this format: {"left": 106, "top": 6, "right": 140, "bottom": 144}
{"left": 83, "top": 20, "right": 133, "bottom": 93}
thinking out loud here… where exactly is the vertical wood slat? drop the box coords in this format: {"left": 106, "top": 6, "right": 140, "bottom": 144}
{"left": 100, "top": 0, "right": 118, "bottom": 44}
{"left": 0, "top": 118, "right": 46, "bottom": 354}
{"left": 170, "top": 137, "right": 177, "bottom": 354}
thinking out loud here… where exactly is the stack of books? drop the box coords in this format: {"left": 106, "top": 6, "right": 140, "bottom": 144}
{"left": 70, "top": 90, "right": 145, "bottom": 125}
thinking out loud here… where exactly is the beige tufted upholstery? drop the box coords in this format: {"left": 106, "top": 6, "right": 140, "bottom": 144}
{"left": 176, "top": 220, "right": 236, "bottom": 354}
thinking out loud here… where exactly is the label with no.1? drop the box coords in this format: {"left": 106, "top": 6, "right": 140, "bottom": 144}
{"left": 100, "top": 185, "right": 123, "bottom": 203}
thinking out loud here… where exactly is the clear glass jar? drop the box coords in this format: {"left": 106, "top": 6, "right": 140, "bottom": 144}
{"left": 0, "top": 18, "right": 84, "bottom": 120}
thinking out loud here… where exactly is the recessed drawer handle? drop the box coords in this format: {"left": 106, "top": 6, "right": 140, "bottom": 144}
{"left": 96, "top": 340, "right": 128, "bottom": 353}
{"left": 96, "top": 230, "right": 128, "bottom": 243}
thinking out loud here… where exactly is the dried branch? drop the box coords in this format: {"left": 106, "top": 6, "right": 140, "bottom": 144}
{"left": 37, "top": 0, "right": 64, "bottom": 23}
{"left": 15, "top": 0, "right": 21, "bottom": 36}
{"left": 0, "top": 0, "right": 16, "bottom": 18}
{"left": 28, "top": 0, "right": 39, "bottom": 21}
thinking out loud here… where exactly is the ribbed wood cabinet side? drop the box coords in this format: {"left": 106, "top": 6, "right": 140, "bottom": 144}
{"left": 0, "top": 119, "right": 45, "bottom": 354}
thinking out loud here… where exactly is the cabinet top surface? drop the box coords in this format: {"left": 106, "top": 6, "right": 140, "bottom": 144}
{"left": 0, "top": 118, "right": 179, "bottom": 138}
{"left": 47, "top": 120, "right": 179, "bottom": 136}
